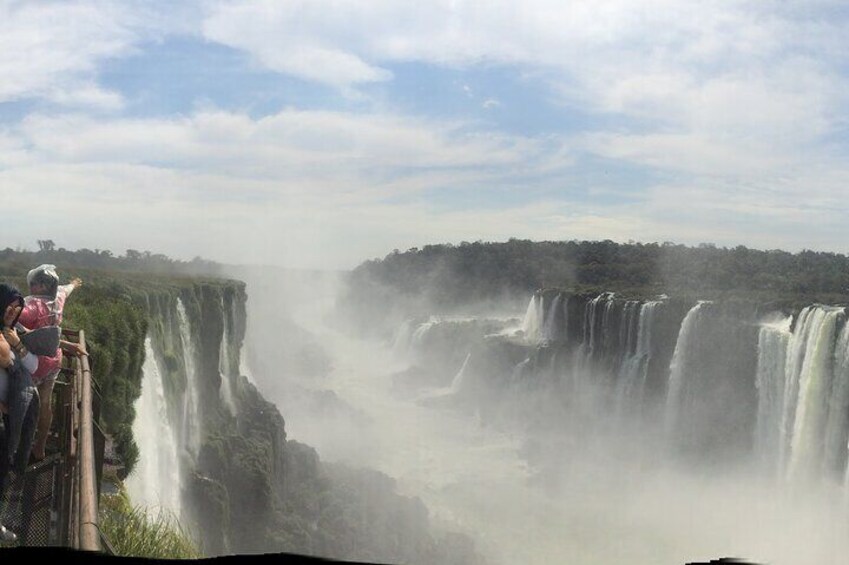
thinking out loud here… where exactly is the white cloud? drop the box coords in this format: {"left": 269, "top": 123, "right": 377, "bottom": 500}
{"left": 12, "top": 109, "right": 562, "bottom": 181}
{"left": 200, "top": 1, "right": 849, "bottom": 178}
{"left": 0, "top": 107, "right": 579, "bottom": 266}
{"left": 43, "top": 83, "right": 125, "bottom": 111}
{"left": 0, "top": 0, "right": 200, "bottom": 107}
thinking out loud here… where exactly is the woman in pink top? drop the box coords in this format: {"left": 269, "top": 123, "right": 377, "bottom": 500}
{"left": 17, "top": 265, "right": 84, "bottom": 462}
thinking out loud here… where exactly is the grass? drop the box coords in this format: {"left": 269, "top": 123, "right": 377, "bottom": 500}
{"left": 99, "top": 486, "right": 201, "bottom": 559}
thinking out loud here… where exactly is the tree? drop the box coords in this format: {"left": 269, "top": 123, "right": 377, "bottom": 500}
{"left": 37, "top": 239, "right": 55, "bottom": 252}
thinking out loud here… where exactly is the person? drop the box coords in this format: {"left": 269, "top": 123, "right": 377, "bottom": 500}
{"left": 16, "top": 265, "right": 83, "bottom": 462}
{"left": 0, "top": 283, "right": 41, "bottom": 543}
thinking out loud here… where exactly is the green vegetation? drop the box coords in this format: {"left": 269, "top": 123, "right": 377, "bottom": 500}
{"left": 0, "top": 248, "right": 245, "bottom": 475}
{"left": 347, "top": 239, "right": 849, "bottom": 314}
{"left": 0, "top": 244, "right": 222, "bottom": 278}
{"left": 100, "top": 487, "right": 201, "bottom": 559}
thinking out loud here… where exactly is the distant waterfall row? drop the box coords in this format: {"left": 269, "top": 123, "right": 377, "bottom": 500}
{"left": 518, "top": 291, "right": 849, "bottom": 486}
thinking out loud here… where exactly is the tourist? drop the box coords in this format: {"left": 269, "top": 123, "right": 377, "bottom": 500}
{"left": 0, "top": 283, "right": 41, "bottom": 543}
{"left": 17, "top": 265, "right": 83, "bottom": 462}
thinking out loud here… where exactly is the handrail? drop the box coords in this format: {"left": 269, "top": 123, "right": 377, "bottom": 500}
{"left": 77, "top": 330, "right": 100, "bottom": 551}
{"left": 55, "top": 328, "right": 102, "bottom": 551}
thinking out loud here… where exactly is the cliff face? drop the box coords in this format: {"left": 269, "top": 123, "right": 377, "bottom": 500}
{"left": 128, "top": 278, "right": 480, "bottom": 563}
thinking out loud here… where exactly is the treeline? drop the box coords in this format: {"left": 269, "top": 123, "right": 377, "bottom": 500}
{"left": 0, "top": 245, "right": 221, "bottom": 278}
{"left": 347, "top": 239, "right": 849, "bottom": 309}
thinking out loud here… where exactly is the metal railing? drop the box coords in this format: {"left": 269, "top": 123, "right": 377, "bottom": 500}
{"left": 54, "top": 329, "right": 105, "bottom": 551}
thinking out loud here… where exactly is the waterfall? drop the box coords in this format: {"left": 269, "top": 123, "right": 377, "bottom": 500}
{"left": 615, "top": 301, "right": 659, "bottom": 415}
{"left": 664, "top": 301, "right": 708, "bottom": 434}
{"left": 541, "top": 293, "right": 562, "bottom": 342}
{"left": 219, "top": 297, "right": 238, "bottom": 417}
{"left": 239, "top": 348, "right": 256, "bottom": 385}
{"left": 753, "top": 315, "right": 792, "bottom": 474}
{"left": 511, "top": 357, "right": 531, "bottom": 385}
{"left": 561, "top": 295, "right": 570, "bottom": 344}
{"left": 521, "top": 294, "right": 543, "bottom": 342}
{"left": 176, "top": 298, "right": 201, "bottom": 457}
{"left": 576, "top": 293, "right": 612, "bottom": 368}
{"left": 392, "top": 319, "right": 415, "bottom": 356}
{"left": 779, "top": 307, "right": 816, "bottom": 473}
{"left": 412, "top": 317, "right": 439, "bottom": 348}
{"left": 449, "top": 353, "right": 473, "bottom": 394}
{"left": 825, "top": 319, "right": 849, "bottom": 478}
{"left": 787, "top": 307, "right": 842, "bottom": 482}
{"left": 600, "top": 297, "right": 616, "bottom": 360}
{"left": 617, "top": 301, "right": 640, "bottom": 363}
{"left": 126, "top": 338, "right": 183, "bottom": 518}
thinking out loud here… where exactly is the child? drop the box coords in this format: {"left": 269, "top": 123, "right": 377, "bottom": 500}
{"left": 17, "top": 265, "right": 83, "bottom": 461}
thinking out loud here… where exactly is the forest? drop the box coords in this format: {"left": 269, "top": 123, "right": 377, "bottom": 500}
{"left": 346, "top": 239, "right": 849, "bottom": 310}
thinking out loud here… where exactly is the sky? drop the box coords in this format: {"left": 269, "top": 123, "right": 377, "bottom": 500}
{"left": 1, "top": 0, "right": 849, "bottom": 269}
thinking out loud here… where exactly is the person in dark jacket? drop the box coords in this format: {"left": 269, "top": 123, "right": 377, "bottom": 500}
{"left": 0, "top": 284, "right": 41, "bottom": 543}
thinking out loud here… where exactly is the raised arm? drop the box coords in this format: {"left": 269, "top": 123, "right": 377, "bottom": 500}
{"left": 61, "top": 339, "right": 87, "bottom": 358}
{"left": 59, "top": 278, "right": 83, "bottom": 299}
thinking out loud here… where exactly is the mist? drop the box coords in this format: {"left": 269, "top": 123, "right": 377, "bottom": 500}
{"left": 228, "top": 265, "right": 849, "bottom": 565}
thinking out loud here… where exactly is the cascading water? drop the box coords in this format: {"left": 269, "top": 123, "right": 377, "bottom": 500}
{"left": 219, "top": 296, "right": 238, "bottom": 416}
{"left": 412, "top": 318, "right": 438, "bottom": 348}
{"left": 239, "top": 348, "right": 256, "bottom": 385}
{"left": 177, "top": 298, "right": 202, "bottom": 457}
{"left": 664, "top": 301, "right": 708, "bottom": 436}
{"left": 521, "top": 294, "right": 543, "bottom": 342}
{"left": 754, "top": 315, "right": 792, "bottom": 474}
{"left": 511, "top": 357, "right": 531, "bottom": 385}
{"left": 449, "top": 353, "right": 473, "bottom": 394}
{"left": 126, "top": 338, "right": 183, "bottom": 518}
{"left": 825, "top": 319, "right": 849, "bottom": 479}
{"left": 614, "top": 301, "right": 659, "bottom": 417}
{"left": 574, "top": 293, "right": 611, "bottom": 370}
{"left": 787, "top": 307, "right": 842, "bottom": 482}
{"left": 391, "top": 319, "right": 415, "bottom": 356}
{"left": 541, "top": 293, "right": 562, "bottom": 342}
{"left": 780, "top": 307, "right": 816, "bottom": 473}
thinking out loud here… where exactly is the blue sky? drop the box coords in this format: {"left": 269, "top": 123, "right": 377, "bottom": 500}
{"left": 1, "top": 0, "right": 849, "bottom": 268}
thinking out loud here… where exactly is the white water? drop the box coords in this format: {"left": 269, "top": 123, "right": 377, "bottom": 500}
{"left": 614, "top": 301, "right": 659, "bottom": 417}
{"left": 177, "top": 298, "right": 202, "bottom": 457}
{"left": 411, "top": 318, "right": 438, "bottom": 347}
{"left": 126, "top": 338, "right": 184, "bottom": 519}
{"left": 541, "top": 293, "right": 562, "bottom": 342}
{"left": 279, "top": 315, "right": 849, "bottom": 565}
{"left": 787, "top": 307, "right": 842, "bottom": 482}
{"left": 219, "top": 297, "right": 238, "bottom": 417}
{"left": 239, "top": 279, "right": 849, "bottom": 565}
{"left": 391, "top": 319, "right": 415, "bottom": 356}
{"left": 664, "top": 301, "right": 708, "bottom": 433}
{"left": 520, "top": 294, "right": 543, "bottom": 342}
{"left": 780, "top": 307, "right": 816, "bottom": 473}
{"left": 828, "top": 321, "right": 849, "bottom": 481}
{"left": 449, "top": 352, "right": 473, "bottom": 394}
{"left": 239, "top": 348, "right": 256, "bottom": 385}
{"left": 754, "top": 315, "right": 792, "bottom": 474}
